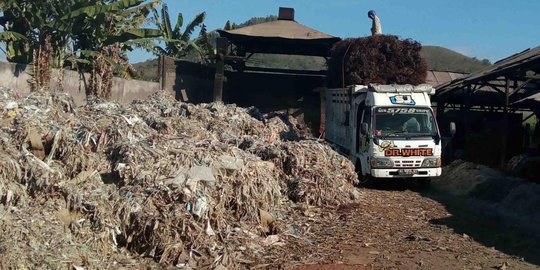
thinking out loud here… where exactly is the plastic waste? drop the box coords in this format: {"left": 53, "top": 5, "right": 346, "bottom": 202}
{"left": 206, "top": 220, "right": 215, "bottom": 236}
{"left": 188, "top": 165, "right": 216, "bottom": 182}
{"left": 192, "top": 196, "right": 208, "bottom": 218}
{"left": 218, "top": 155, "right": 244, "bottom": 171}
{"left": 4, "top": 101, "right": 18, "bottom": 110}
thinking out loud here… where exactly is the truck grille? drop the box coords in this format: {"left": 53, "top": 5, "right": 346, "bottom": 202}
{"left": 394, "top": 159, "right": 422, "bottom": 168}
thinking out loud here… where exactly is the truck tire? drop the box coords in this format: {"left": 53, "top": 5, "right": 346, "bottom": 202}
{"left": 355, "top": 160, "right": 373, "bottom": 187}
{"left": 359, "top": 175, "right": 376, "bottom": 188}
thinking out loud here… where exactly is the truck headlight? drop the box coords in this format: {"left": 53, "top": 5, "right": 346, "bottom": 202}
{"left": 371, "top": 158, "right": 394, "bottom": 168}
{"left": 422, "top": 158, "right": 441, "bottom": 168}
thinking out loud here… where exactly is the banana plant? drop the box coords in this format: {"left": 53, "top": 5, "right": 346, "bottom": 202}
{"left": 150, "top": 3, "right": 207, "bottom": 60}
{"left": 0, "top": 0, "right": 162, "bottom": 66}
{"left": 60, "top": 0, "right": 161, "bottom": 52}
{"left": 0, "top": 0, "right": 164, "bottom": 97}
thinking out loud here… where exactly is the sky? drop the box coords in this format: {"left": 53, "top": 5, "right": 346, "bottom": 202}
{"left": 2, "top": 0, "right": 540, "bottom": 64}
{"left": 126, "top": 0, "right": 540, "bottom": 63}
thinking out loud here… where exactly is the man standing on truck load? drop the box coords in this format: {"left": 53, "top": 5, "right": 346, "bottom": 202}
{"left": 368, "top": 10, "right": 382, "bottom": 36}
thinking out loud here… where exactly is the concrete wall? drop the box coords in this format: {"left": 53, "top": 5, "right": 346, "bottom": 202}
{"left": 160, "top": 56, "right": 215, "bottom": 103}
{"left": 0, "top": 61, "right": 160, "bottom": 106}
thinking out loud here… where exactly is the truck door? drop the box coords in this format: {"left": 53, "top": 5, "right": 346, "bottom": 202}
{"left": 356, "top": 104, "right": 371, "bottom": 176}
{"left": 359, "top": 106, "right": 372, "bottom": 153}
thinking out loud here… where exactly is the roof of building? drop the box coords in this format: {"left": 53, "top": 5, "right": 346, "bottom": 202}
{"left": 217, "top": 8, "right": 340, "bottom": 57}
{"left": 434, "top": 45, "right": 540, "bottom": 108}
{"left": 425, "top": 70, "right": 467, "bottom": 87}
{"left": 219, "top": 20, "right": 338, "bottom": 41}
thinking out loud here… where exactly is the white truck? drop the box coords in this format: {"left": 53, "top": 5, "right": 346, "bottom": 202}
{"left": 324, "top": 84, "right": 455, "bottom": 185}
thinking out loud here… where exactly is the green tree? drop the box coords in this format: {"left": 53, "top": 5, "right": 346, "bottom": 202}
{"left": 240, "top": 15, "right": 278, "bottom": 26}
{"left": 151, "top": 4, "right": 210, "bottom": 61}
{"left": 0, "top": 0, "right": 162, "bottom": 96}
{"left": 61, "top": 0, "right": 161, "bottom": 97}
{"left": 0, "top": 0, "right": 161, "bottom": 67}
{"left": 0, "top": 0, "right": 65, "bottom": 64}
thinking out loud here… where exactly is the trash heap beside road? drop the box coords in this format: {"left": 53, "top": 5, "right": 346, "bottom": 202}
{"left": 0, "top": 88, "right": 360, "bottom": 269}
{"left": 434, "top": 160, "right": 540, "bottom": 225}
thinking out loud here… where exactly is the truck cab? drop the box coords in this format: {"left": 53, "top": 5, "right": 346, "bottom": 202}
{"left": 324, "top": 84, "right": 454, "bottom": 184}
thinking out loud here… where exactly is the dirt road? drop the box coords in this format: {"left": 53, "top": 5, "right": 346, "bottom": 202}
{"left": 273, "top": 184, "right": 540, "bottom": 270}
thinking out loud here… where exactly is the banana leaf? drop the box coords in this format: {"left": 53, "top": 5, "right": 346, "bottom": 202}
{"left": 105, "top": 28, "right": 162, "bottom": 45}
{"left": 61, "top": 0, "right": 145, "bottom": 20}
{"left": 0, "top": 31, "right": 28, "bottom": 42}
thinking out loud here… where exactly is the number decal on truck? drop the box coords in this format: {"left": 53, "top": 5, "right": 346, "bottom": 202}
{"left": 385, "top": 148, "right": 433, "bottom": 157}
{"left": 376, "top": 107, "right": 428, "bottom": 114}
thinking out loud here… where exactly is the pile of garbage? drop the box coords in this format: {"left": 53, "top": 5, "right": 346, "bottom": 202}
{"left": 506, "top": 154, "right": 540, "bottom": 182}
{"left": 0, "top": 88, "right": 359, "bottom": 269}
{"left": 434, "top": 160, "right": 540, "bottom": 224}
{"left": 327, "top": 35, "right": 428, "bottom": 87}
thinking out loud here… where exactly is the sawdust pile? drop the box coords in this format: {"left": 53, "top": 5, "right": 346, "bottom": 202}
{"left": 0, "top": 88, "right": 359, "bottom": 269}
{"left": 327, "top": 35, "right": 427, "bottom": 87}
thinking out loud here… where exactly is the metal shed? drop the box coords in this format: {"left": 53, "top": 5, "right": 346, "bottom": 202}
{"left": 435, "top": 46, "right": 540, "bottom": 108}
{"left": 435, "top": 46, "right": 540, "bottom": 167}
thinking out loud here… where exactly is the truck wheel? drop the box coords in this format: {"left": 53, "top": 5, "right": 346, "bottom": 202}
{"left": 416, "top": 178, "right": 431, "bottom": 188}
{"left": 356, "top": 160, "right": 373, "bottom": 188}
{"left": 359, "top": 175, "right": 376, "bottom": 188}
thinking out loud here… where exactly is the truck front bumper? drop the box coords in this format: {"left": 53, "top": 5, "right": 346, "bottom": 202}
{"left": 370, "top": 168, "right": 441, "bottom": 178}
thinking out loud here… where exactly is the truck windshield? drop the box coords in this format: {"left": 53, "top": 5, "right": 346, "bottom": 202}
{"left": 373, "top": 107, "right": 437, "bottom": 137}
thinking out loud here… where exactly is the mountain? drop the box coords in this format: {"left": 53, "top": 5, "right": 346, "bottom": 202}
{"left": 131, "top": 15, "right": 491, "bottom": 81}
{"left": 132, "top": 46, "right": 491, "bottom": 82}
{"left": 132, "top": 59, "right": 159, "bottom": 82}
{"left": 421, "top": 45, "right": 491, "bottom": 73}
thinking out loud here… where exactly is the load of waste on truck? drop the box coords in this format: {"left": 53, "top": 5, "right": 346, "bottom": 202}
{"left": 327, "top": 35, "right": 428, "bottom": 87}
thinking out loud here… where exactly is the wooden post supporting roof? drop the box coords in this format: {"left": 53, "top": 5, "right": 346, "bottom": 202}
{"left": 213, "top": 37, "right": 228, "bottom": 102}
{"left": 433, "top": 45, "right": 540, "bottom": 168}
{"left": 213, "top": 54, "right": 224, "bottom": 102}
{"left": 500, "top": 77, "right": 510, "bottom": 169}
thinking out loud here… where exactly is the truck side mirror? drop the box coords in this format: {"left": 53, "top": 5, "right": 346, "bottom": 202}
{"left": 361, "top": 123, "right": 369, "bottom": 135}
{"left": 449, "top": 122, "right": 456, "bottom": 137}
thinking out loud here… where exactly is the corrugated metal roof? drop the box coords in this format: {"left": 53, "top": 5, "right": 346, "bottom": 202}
{"left": 436, "top": 45, "right": 540, "bottom": 92}
{"left": 425, "top": 71, "right": 467, "bottom": 87}
{"left": 434, "top": 45, "right": 540, "bottom": 108}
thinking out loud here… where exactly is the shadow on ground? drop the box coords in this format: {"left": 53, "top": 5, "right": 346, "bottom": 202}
{"left": 423, "top": 190, "right": 540, "bottom": 266}
{"left": 359, "top": 178, "right": 425, "bottom": 191}
{"left": 360, "top": 179, "right": 540, "bottom": 266}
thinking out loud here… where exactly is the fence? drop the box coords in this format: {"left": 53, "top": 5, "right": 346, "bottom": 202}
{"left": 0, "top": 61, "right": 160, "bottom": 106}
